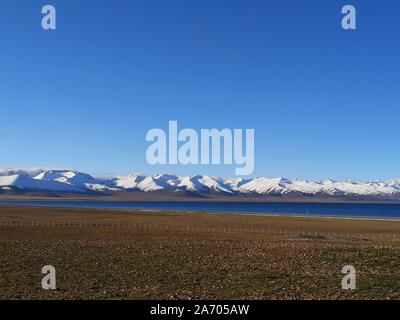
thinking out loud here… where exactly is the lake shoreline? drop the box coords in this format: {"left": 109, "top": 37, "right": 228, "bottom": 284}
{"left": 1, "top": 200, "right": 400, "bottom": 221}
{"left": 2, "top": 192, "right": 400, "bottom": 204}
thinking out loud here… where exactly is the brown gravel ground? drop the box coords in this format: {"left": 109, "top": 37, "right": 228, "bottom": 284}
{"left": 1, "top": 206, "right": 400, "bottom": 300}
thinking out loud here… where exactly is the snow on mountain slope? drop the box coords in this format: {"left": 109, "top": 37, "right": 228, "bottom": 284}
{"left": 0, "top": 174, "right": 83, "bottom": 192}
{"left": 129, "top": 174, "right": 181, "bottom": 192}
{"left": 35, "top": 170, "right": 95, "bottom": 186}
{"left": 321, "top": 180, "right": 399, "bottom": 197}
{"left": 34, "top": 170, "right": 117, "bottom": 191}
{"left": 176, "top": 176, "right": 210, "bottom": 192}
{"left": 238, "top": 177, "right": 315, "bottom": 195}
{"left": 278, "top": 179, "right": 331, "bottom": 195}
{"left": 238, "top": 177, "right": 290, "bottom": 195}
{"left": 153, "top": 174, "right": 180, "bottom": 188}
{"left": 192, "top": 175, "right": 234, "bottom": 194}
{"left": 221, "top": 177, "right": 251, "bottom": 191}
{"left": 114, "top": 174, "right": 235, "bottom": 193}
{"left": 135, "top": 176, "right": 166, "bottom": 192}
{"left": 113, "top": 174, "right": 146, "bottom": 189}
{"left": 95, "top": 173, "right": 400, "bottom": 199}
{"left": 1, "top": 168, "right": 400, "bottom": 199}
{"left": 236, "top": 177, "right": 400, "bottom": 198}
{"left": 386, "top": 179, "right": 400, "bottom": 191}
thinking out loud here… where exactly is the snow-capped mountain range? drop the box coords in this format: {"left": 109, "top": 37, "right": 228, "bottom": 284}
{"left": 0, "top": 168, "right": 400, "bottom": 200}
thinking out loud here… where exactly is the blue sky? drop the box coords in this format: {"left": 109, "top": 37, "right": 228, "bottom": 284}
{"left": 0, "top": 0, "right": 399, "bottom": 180}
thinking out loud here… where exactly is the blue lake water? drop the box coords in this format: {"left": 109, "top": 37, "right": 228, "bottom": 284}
{"left": 1, "top": 200, "right": 400, "bottom": 219}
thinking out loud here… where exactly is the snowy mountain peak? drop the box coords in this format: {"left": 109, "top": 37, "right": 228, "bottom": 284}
{"left": 1, "top": 169, "right": 400, "bottom": 200}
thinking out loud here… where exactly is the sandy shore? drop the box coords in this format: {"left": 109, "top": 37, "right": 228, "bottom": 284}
{"left": 1, "top": 205, "right": 400, "bottom": 300}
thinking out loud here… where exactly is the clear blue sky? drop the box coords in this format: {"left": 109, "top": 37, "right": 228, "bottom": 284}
{"left": 1, "top": 0, "right": 399, "bottom": 180}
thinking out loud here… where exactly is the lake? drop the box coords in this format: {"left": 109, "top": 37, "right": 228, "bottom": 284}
{"left": 1, "top": 200, "right": 400, "bottom": 219}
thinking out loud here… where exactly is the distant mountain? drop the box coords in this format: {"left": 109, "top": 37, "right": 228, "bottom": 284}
{"left": 0, "top": 169, "right": 117, "bottom": 193}
{"left": 0, "top": 174, "right": 82, "bottom": 192}
{"left": 34, "top": 170, "right": 119, "bottom": 192}
{"left": 0, "top": 168, "right": 400, "bottom": 201}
